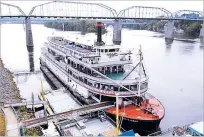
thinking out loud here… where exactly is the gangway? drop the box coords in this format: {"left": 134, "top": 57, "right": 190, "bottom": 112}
{"left": 20, "top": 101, "right": 113, "bottom": 128}
{"left": 12, "top": 70, "right": 41, "bottom": 76}
{"left": 3, "top": 101, "right": 45, "bottom": 108}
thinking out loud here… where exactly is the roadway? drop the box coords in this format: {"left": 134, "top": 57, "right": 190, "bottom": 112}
{"left": 0, "top": 16, "right": 203, "bottom": 21}
{"left": 4, "top": 107, "right": 19, "bottom": 136}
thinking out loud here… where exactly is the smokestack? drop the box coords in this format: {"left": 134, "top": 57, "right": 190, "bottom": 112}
{"left": 96, "top": 22, "right": 102, "bottom": 44}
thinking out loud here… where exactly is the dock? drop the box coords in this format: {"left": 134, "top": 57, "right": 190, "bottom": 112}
{"left": 20, "top": 101, "right": 113, "bottom": 128}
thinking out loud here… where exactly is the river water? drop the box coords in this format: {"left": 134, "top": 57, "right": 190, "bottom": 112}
{"left": 1, "top": 24, "right": 203, "bottom": 131}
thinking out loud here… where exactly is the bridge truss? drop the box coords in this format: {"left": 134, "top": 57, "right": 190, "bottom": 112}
{"left": 1, "top": 1, "right": 203, "bottom": 21}
{"left": 0, "top": 2, "right": 25, "bottom": 16}
{"left": 173, "top": 10, "right": 204, "bottom": 20}
{"left": 28, "top": 1, "right": 117, "bottom": 18}
{"left": 117, "top": 6, "right": 173, "bottom": 19}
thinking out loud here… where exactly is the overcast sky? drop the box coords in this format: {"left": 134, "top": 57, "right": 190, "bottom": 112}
{"left": 1, "top": 0, "right": 203, "bottom": 14}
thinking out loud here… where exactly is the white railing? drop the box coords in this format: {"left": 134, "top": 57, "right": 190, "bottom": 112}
{"left": 42, "top": 54, "right": 148, "bottom": 97}
{"left": 44, "top": 53, "right": 149, "bottom": 87}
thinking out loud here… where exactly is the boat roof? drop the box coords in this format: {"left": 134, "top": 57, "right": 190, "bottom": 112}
{"left": 96, "top": 45, "right": 121, "bottom": 49}
{"left": 188, "top": 121, "right": 203, "bottom": 136}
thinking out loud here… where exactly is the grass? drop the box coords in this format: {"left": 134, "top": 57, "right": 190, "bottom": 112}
{"left": 0, "top": 113, "right": 6, "bottom": 136}
{"left": 24, "top": 128, "right": 42, "bottom": 136}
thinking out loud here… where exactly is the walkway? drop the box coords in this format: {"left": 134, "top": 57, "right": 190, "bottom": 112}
{"left": 4, "top": 107, "right": 19, "bottom": 136}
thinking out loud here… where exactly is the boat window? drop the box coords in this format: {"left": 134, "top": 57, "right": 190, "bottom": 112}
{"left": 130, "top": 85, "right": 137, "bottom": 91}
{"left": 141, "top": 82, "right": 148, "bottom": 90}
{"left": 110, "top": 86, "right": 114, "bottom": 90}
{"left": 101, "top": 49, "right": 104, "bottom": 52}
{"left": 109, "top": 49, "right": 115, "bottom": 52}
{"left": 105, "top": 49, "right": 108, "bottom": 52}
{"left": 113, "top": 86, "right": 118, "bottom": 91}
{"left": 116, "top": 48, "right": 119, "bottom": 52}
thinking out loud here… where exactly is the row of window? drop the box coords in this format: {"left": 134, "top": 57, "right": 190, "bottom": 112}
{"left": 46, "top": 52, "right": 148, "bottom": 93}
{"left": 97, "top": 48, "right": 120, "bottom": 53}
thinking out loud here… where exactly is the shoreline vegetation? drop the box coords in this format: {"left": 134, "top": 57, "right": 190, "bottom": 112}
{"left": 0, "top": 109, "right": 6, "bottom": 136}
{"left": 44, "top": 20, "right": 107, "bottom": 34}
{"left": 17, "top": 106, "right": 43, "bottom": 136}
{"left": 44, "top": 20, "right": 202, "bottom": 39}
{"left": 123, "top": 20, "right": 202, "bottom": 38}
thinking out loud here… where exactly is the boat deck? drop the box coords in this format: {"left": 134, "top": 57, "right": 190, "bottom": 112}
{"left": 106, "top": 98, "right": 165, "bottom": 120}
{"left": 50, "top": 37, "right": 92, "bottom": 54}
{"left": 44, "top": 90, "right": 80, "bottom": 113}
{"left": 188, "top": 121, "right": 203, "bottom": 136}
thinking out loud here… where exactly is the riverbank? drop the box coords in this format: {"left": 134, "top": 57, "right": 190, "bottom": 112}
{"left": 0, "top": 58, "right": 43, "bottom": 136}
{"left": 0, "top": 58, "right": 21, "bottom": 103}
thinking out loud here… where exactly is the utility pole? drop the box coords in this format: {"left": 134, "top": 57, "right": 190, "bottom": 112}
{"left": 115, "top": 93, "right": 120, "bottom": 136}
{"left": 32, "top": 92, "right": 35, "bottom": 113}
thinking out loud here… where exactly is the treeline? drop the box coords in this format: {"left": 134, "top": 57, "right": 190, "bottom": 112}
{"left": 44, "top": 20, "right": 107, "bottom": 34}
{"left": 123, "top": 20, "right": 202, "bottom": 38}
{"left": 175, "top": 21, "right": 202, "bottom": 37}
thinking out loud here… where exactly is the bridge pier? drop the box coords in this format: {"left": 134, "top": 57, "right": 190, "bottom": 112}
{"left": 199, "top": 23, "right": 204, "bottom": 45}
{"left": 165, "top": 20, "right": 175, "bottom": 40}
{"left": 113, "top": 19, "right": 122, "bottom": 45}
{"left": 25, "top": 17, "right": 33, "bottom": 48}
{"left": 27, "top": 46, "right": 35, "bottom": 72}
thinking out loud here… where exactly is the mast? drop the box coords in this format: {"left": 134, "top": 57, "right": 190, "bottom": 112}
{"left": 138, "top": 45, "right": 142, "bottom": 97}
{"left": 115, "top": 93, "right": 120, "bottom": 136}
